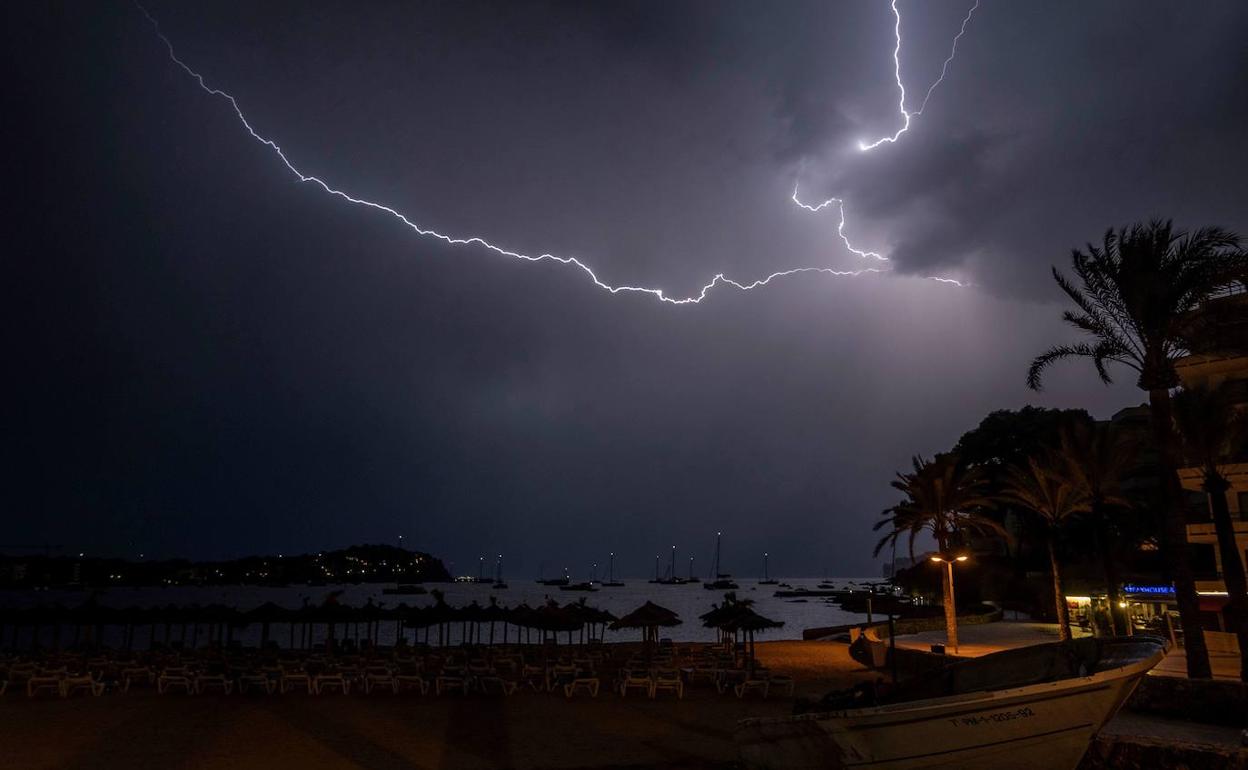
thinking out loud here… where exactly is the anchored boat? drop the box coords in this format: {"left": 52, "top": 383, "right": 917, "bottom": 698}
{"left": 736, "top": 636, "right": 1166, "bottom": 770}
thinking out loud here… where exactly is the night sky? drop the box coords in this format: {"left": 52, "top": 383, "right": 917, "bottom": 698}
{"left": 5, "top": 1, "right": 1247, "bottom": 576}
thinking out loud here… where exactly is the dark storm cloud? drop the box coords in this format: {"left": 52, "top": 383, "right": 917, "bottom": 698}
{"left": 776, "top": 1, "right": 1248, "bottom": 286}
{"left": 3, "top": 1, "right": 1245, "bottom": 575}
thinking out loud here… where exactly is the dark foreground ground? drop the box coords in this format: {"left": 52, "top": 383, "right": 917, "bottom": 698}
{"left": 1, "top": 641, "right": 870, "bottom": 770}
{"left": 5, "top": 641, "right": 1244, "bottom": 769}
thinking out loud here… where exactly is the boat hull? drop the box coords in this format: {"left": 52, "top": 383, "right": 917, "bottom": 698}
{"left": 736, "top": 643, "right": 1162, "bottom": 770}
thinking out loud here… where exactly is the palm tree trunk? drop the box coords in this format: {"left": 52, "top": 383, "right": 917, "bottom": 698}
{"left": 941, "top": 560, "right": 958, "bottom": 652}
{"left": 1048, "top": 533, "right": 1071, "bottom": 641}
{"left": 1149, "top": 386, "right": 1212, "bottom": 678}
{"left": 1205, "top": 473, "right": 1248, "bottom": 681}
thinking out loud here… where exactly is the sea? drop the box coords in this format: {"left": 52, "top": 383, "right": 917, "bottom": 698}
{"left": 1, "top": 578, "right": 877, "bottom": 647}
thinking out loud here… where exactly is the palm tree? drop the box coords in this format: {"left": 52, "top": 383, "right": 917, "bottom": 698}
{"left": 1172, "top": 383, "right": 1248, "bottom": 681}
{"left": 1056, "top": 419, "right": 1137, "bottom": 634}
{"left": 999, "top": 456, "right": 1092, "bottom": 641}
{"left": 1028, "top": 220, "right": 1245, "bottom": 678}
{"left": 874, "top": 454, "right": 1005, "bottom": 651}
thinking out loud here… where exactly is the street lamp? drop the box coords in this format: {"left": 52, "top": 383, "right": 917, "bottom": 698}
{"left": 929, "top": 554, "right": 970, "bottom": 653}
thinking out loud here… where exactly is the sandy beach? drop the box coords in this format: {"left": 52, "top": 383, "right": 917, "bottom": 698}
{"left": 0, "top": 641, "right": 877, "bottom": 770}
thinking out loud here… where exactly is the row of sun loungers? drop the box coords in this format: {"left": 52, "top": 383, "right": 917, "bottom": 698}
{"left": 0, "top": 643, "right": 792, "bottom": 700}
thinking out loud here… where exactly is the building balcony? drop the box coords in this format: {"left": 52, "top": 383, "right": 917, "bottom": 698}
{"left": 1196, "top": 579, "right": 1228, "bottom": 594}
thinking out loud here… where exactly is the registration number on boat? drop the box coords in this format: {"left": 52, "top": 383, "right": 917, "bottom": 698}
{"left": 949, "top": 706, "right": 1035, "bottom": 727}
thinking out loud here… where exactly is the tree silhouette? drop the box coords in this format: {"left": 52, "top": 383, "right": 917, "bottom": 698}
{"left": 875, "top": 454, "right": 1005, "bottom": 650}
{"left": 1029, "top": 220, "right": 1245, "bottom": 678}
{"left": 999, "top": 456, "right": 1092, "bottom": 641}
{"left": 1173, "top": 383, "right": 1248, "bottom": 680}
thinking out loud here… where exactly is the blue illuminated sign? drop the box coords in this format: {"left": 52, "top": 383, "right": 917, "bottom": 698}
{"left": 1122, "top": 584, "right": 1174, "bottom": 596}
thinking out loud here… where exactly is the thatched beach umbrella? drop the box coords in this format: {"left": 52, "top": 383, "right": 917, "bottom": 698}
{"left": 610, "top": 601, "right": 681, "bottom": 646}
{"left": 719, "top": 607, "right": 783, "bottom": 670}
{"left": 244, "top": 602, "right": 291, "bottom": 648}
{"left": 460, "top": 601, "right": 486, "bottom": 645}
{"left": 482, "top": 597, "right": 507, "bottom": 645}
{"left": 700, "top": 592, "right": 754, "bottom": 647}
{"left": 387, "top": 602, "right": 412, "bottom": 646}
{"left": 423, "top": 591, "right": 457, "bottom": 647}
{"left": 508, "top": 602, "right": 536, "bottom": 645}
{"left": 529, "top": 600, "right": 581, "bottom": 645}
{"left": 200, "top": 604, "right": 240, "bottom": 647}
{"left": 565, "top": 599, "right": 616, "bottom": 643}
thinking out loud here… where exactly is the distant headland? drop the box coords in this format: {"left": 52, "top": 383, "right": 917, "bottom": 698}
{"left": 0, "top": 544, "right": 451, "bottom": 588}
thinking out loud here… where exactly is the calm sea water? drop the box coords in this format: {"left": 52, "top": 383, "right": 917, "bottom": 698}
{"left": 1, "top": 578, "right": 876, "bottom": 646}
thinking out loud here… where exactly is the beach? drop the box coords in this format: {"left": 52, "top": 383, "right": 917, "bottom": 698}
{"left": 2, "top": 640, "right": 873, "bottom": 770}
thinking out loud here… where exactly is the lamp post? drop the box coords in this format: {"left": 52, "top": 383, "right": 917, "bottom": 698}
{"left": 930, "top": 554, "right": 969, "bottom": 653}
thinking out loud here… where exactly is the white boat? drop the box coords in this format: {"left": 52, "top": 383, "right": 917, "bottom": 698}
{"left": 735, "top": 637, "right": 1166, "bottom": 770}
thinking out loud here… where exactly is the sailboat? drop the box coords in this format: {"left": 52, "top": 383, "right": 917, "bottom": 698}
{"left": 561, "top": 562, "right": 599, "bottom": 591}
{"left": 493, "top": 555, "right": 508, "bottom": 589}
{"left": 704, "top": 531, "right": 738, "bottom": 590}
{"left": 686, "top": 555, "right": 701, "bottom": 584}
{"left": 655, "top": 546, "right": 687, "bottom": 585}
{"left": 758, "top": 552, "right": 778, "bottom": 585}
{"left": 601, "top": 552, "right": 624, "bottom": 587}
{"left": 536, "top": 564, "right": 570, "bottom": 587}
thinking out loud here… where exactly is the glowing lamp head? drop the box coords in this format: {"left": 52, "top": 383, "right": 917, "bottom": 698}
{"left": 955, "top": 555, "right": 969, "bottom": 562}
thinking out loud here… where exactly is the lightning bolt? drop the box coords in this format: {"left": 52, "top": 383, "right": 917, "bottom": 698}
{"left": 858, "top": 0, "right": 980, "bottom": 152}
{"left": 790, "top": 187, "right": 967, "bottom": 287}
{"left": 138, "top": 2, "right": 970, "bottom": 304}
{"left": 789, "top": 187, "right": 886, "bottom": 262}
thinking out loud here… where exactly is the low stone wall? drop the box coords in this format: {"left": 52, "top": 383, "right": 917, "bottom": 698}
{"left": 802, "top": 606, "right": 1001, "bottom": 642}
{"left": 887, "top": 607, "right": 1002, "bottom": 637}
{"left": 1126, "top": 676, "right": 1248, "bottom": 727}
{"left": 1079, "top": 734, "right": 1248, "bottom": 769}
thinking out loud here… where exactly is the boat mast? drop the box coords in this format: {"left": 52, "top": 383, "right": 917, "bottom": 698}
{"left": 713, "top": 531, "right": 721, "bottom": 579}
{"left": 764, "top": 552, "right": 769, "bottom": 581}
{"left": 609, "top": 552, "right": 615, "bottom": 583}
{"left": 670, "top": 545, "right": 676, "bottom": 582}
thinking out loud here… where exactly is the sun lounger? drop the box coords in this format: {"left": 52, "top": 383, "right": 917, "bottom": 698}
{"left": 26, "top": 675, "right": 63, "bottom": 698}
{"left": 436, "top": 675, "right": 467, "bottom": 695}
{"left": 564, "top": 678, "right": 599, "bottom": 698}
{"left": 548, "top": 664, "right": 578, "bottom": 693}
{"left": 684, "top": 663, "right": 718, "bottom": 686}
{"left": 194, "top": 673, "right": 234, "bottom": 695}
{"left": 315, "top": 673, "right": 350, "bottom": 694}
{"left": 395, "top": 673, "right": 429, "bottom": 694}
{"left": 280, "top": 671, "right": 313, "bottom": 694}
{"left": 237, "top": 673, "right": 275, "bottom": 694}
{"left": 478, "top": 676, "right": 519, "bottom": 696}
{"left": 651, "top": 669, "right": 683, "bottom": 699}
{"left": 157, "top": 669, "right": 194, "bottom": 695}
{"left": 734, "top": 679, "right": 769, "bottom": 699}
{"left": 522, "top": 665, "right": 547, "bottom": 692}
{"left": 768, "top": 674, "right": 795, "bottom": 697}
{"left": 62, "top": 674, "right": 105, "bottom": 697}
{"left": 619, "top": 669, "right": 653, "bottom": 698}
{"left": 716, "top": 669, "right": 747, "bottom": 694}
{"left": 121, "top": 666, "right": 155, "bottom": 692}
{"left": 364, "top": 667, "right": 397, "bottom": 694}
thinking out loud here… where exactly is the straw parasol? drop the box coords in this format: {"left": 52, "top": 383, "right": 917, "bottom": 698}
{"left": 610, "top": 600, "right": 681, "bottom": 645}
{"left": 718, "top": 607, "right": 783, "bottom": 670}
